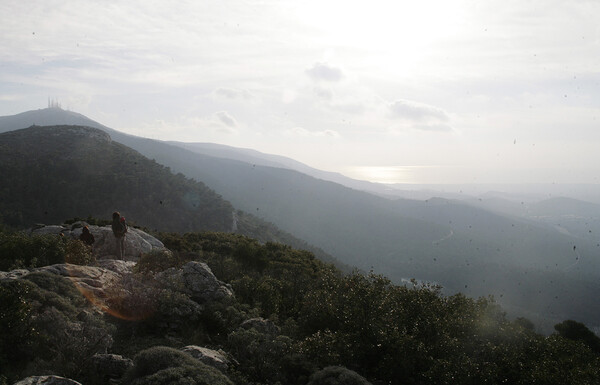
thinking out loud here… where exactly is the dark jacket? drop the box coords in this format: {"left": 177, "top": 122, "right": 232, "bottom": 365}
{"left": 112, "top": 218, "right": 127, "bottom": 238}
{"left": 80, "top": 230, "right": 95, "bottom": 245}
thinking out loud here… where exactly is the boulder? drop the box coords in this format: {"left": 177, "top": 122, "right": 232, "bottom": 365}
{"left": 0, "top": 268, "right": 30, "bottom": 280}
{"left": 29, "top": 225, "right": 69, "bottom": 236}
{"left": 157, "top": 261, "right": 234, "bottom": 303}
{"left": 13, "top": 376, "right": 82, "bottom": 385}
{"left": 240, "top": 317, "right": 280, "bottom": 336}
{"left": 88, "top": 353, "right": 133, "bottom": 380}
{"left": 30, "top": 224, "right": 166, "bottom": 261}
{"left": 33, "top": 264, "right": 122, "bottom": 300}
{"left": 181, "top": 345, "right": 230, "bottom": 372}
{"left": 0, "top": 262, "right": 135, "bottom": 313}
{"left": 96, "top": 259, "right": 136, "bottom": 275}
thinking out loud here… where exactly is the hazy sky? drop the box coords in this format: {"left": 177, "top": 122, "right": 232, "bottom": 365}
{"left": 1, "top": 0, "right": 599, "bottom": 184}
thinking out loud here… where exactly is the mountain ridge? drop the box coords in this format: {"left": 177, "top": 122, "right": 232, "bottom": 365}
{"left": 3, "top": 109, "right": 600, "bottom": 332}
{"left": 0, "top": 124, "right": 337, "bottom": 265}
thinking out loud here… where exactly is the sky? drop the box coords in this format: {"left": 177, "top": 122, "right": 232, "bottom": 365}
{"left": 1, "top": 0, "right": 599, "bottom": 184}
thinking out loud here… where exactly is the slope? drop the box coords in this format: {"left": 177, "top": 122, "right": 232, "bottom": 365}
{"left": 2, "top": 109, "right": 600, "bottom": 331}
{"left": 0, "top": 124, "right": 337, "bottom": 266}
{"left": 0, "top": 125, "right": 233, "bottom": 232}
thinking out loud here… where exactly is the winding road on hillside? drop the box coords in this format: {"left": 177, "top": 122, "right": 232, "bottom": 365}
{"left": 432, "top": 229, "right": 454, "bottom": 245}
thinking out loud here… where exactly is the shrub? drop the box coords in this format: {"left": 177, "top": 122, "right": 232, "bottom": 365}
{"left": 308, "top": 366, "right": 372, "bottom": 385}
{"left": 227, "top": 328, "right": 307, "bottom": 384}
{"left": 103, "top": 273, "right": 160, "bottom": 322}
{"left": 0, "top": 280, "right": 37, "bottom": 382}
{"left": 123, "top": 346, "right": 233, "bottom": 385}
{"left": 135, "top": 249, "right": 187, "bottom": 274}
{"left": 64, "top": 239, "right": 95, "bottom": 265}
{"left": 554, "top": 319, "right": 600, "bottom": 353}
{"left": 23, "top": 272, "right": 87, "bottom": 313}
{"left": 0, "top": 232, "right": 94, "bottom": 270}
{"left": 0, "top": 232, "right": 66, "bottom": 270}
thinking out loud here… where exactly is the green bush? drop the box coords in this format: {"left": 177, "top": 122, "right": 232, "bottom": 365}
{"left": 123, "top": 346, "right": 233, "bottom": 385}
{"left": 103, "top": 273, "right": 160, "bottom": 323}
{"left": 0, "top": 232, "right": 94, "bottom": 271}
{"left": 135, "top": 249, "right": 188, "bottom": 274}
{"left": 308, "top": 366, "right": 372, "bottom": 385}
{"left": 0, "top": 273, "right": 115, "bottom": 383}
{"left": 554, "top": 319, "right": 600, "bottom": 353}
{"left": 23, "top": 272, "right": 87, "bottom": 314}
{"left": 0, "top": 280, "right": 37, "bottom": 382}
{"left": 64, "top": 239, "right": 95, "bottom": 265}
{"left": 227, "top": 328, "right": 308, "bottom": 384}
{"left": 0, "top": 232, "right": 66, "bottom": 270}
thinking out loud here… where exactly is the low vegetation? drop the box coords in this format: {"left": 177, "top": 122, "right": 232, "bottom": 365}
{"left": 1, "top": 227, "right": 600, "bottom": 384}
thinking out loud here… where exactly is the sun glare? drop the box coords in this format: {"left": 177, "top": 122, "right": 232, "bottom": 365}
{"left": 294, "top": 1, "right": 466, "bottom": 58}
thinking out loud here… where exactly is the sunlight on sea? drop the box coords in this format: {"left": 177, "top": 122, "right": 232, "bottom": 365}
{"left": 345, "top": 166, "right": 418, "bottom": 184}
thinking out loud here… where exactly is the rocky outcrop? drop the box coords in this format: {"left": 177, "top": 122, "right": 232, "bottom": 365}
{"left": 13, "top": 375, "right": 82, "bottom": 385}
{"left": 87, "top": 353, "right": 133, "bottom": 381}
{"left": 181, "top": 345, "right": 230, "bottom": 372}
{"left": 0, "top": 261, "right": 134, "bottom": 300}
{"left": 156, "top": 261, "right": 234, "bottom": 303}
{"left": 29, "top": 223, "right": 166, "bottom": 260}
{"left": 240, "top": 317, "right": 280, "bottom": 336}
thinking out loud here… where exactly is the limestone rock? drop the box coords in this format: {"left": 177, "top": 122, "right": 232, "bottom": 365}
{"left": 96, "top": 259, "right": 136, "bottom": 275}
{"left": 0, "top": 262, "right": 134, "bottom": 312}
{"left": 0, "top": 268, "right": 29, "bottom": 280}
{"left": 157, "top": 261, "right": 234, "bottom": 303}
{"left": 29, "top": 224, "right": 166, "bottom": 261}
{"left": 13, "top": 375, "right": 82, "bottom": 385}
{"left": 181, "top": 345, "right": 230, "bottom": 372}
{"left": 240, "top": 317, "right": 280, "bottom": 336}
{"left": 88, "top": 353, "right": 133, "bottom": 380}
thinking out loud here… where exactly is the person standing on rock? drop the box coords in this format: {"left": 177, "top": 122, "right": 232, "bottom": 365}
{"left": 111, "top": 211, "right": 127, "bottom": 259}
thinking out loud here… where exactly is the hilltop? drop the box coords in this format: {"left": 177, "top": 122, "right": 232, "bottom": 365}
{"left": 0, "top": 125, "right": 233, "bottom": 232}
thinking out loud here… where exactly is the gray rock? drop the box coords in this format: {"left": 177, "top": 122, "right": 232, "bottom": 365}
{"left": 88, "top": 353, "right": 133, "bottom": 380}
{"left": 0, "top": 269, "right": 30, "bottom": 281}
{"left": 77, "top": 226, "right": 165, "bottom": 260}
{"left": 157, "top": 261, "right": 234, "bottom": 303}
{"left": 29, "top": 225, "right": 69, "bottom": 236}
{"left": 29, "top": 224, "right": 166, "bottom": 261}
{"left": 240, "top": 317, "right": 280, "bottom": 336}
{"left": 181, "top": 345, "right": 230, "bottom": 372}
{"left": 13, "top": 375, "right": 82, "bottom": 385}
{"left": 96, "top": 259, "right": 136, "bottom": 275}
{"left": 0, "top": 263, "right": 126, "bottom": 311}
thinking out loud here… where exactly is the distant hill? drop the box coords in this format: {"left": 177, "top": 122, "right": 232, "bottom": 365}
{"left": 167, "top": 141, "right": 395, "bottom": 195}
{"left": 0, "top": 125, "right": 338, "bottom": 265}
{"left": 0, "top": 125, "right": 233, "bottom": 231}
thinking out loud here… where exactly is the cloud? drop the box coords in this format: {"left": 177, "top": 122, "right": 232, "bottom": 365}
{"left": 214, "top": 87, "right": 252, "bottom": 99}
{"left": 305, "top": 62, "right": 343, "bottom": 82}
{"left": 330, "top": 101, "right": 367, "bottom": 114}
{"left": 215, "top": 111, "right": 237, "bottom": 127}
{"left": 313, "top": 86, "right": 333, "bottom": 100}
{"left": 289, "top": 127, "right": 340, "bottom": 138}
{"left": 388, "top": 99, "right": 453, "bottom": 132}
{"left": 389, "top": 99, "right": 449, "bottom": 121}
{"left": 412, "top": 123, "right": 454, "bottom": 132}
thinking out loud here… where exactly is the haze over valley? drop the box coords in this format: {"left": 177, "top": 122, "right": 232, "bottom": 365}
{"left": 2, "top": 107, "right": 600, "bottom": 334}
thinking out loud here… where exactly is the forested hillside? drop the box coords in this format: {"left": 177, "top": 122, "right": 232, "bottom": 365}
{"left": 0, "top": 125, "right": 232, "bottom": 231}
{"left": 1, "top": 228, "right": 599, "bottom": 384}
{"left": 0, "top": 125, "right": 336, "bottom": 264}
